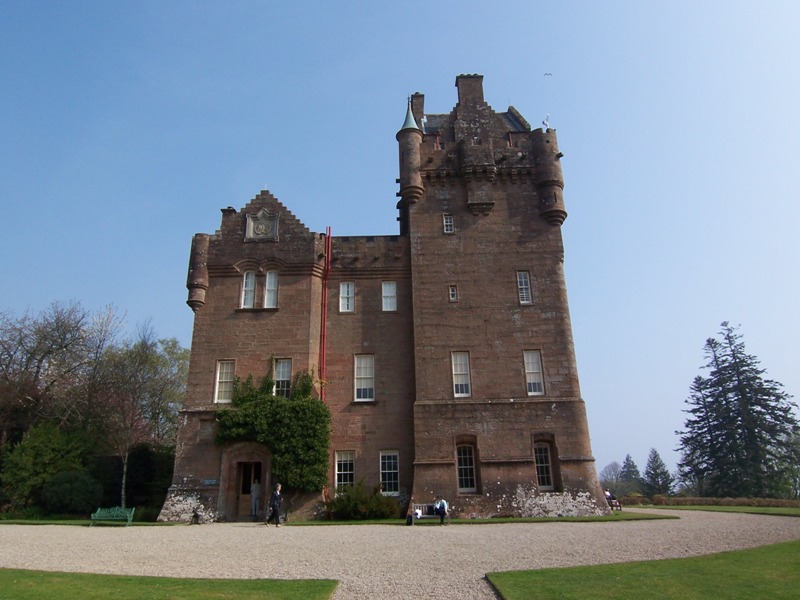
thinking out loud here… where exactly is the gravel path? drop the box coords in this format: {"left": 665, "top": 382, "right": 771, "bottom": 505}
{"left": 2, "top": 509, "right": 800, "bottom": 599}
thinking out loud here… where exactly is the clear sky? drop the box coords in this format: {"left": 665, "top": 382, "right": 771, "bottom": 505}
{"left": 2, "top": 1, "right": 798, "bottom": 476}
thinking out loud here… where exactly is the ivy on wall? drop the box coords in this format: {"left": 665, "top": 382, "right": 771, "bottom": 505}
{"left": 215, "top": 370, "right": 331, "bottom": 492}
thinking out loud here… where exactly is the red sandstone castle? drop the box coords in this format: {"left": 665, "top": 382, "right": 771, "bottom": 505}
{"left": 159, "top": 75, "right": 607, "bottom": 522}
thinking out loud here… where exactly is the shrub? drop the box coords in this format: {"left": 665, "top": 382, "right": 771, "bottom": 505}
{"left": 325, "top": 480, "right": 401, "bottom": 520}
{"left": 41, "top": 471, "right": 103, "bottom": 515}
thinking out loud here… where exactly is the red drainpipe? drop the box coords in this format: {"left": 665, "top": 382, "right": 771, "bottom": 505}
{"left": 319, "top": 226, "right": 332, "bottom": 401}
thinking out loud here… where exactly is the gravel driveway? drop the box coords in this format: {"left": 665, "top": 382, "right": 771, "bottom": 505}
{"left": 2, "top": 509, "right": 799, "bottom": 599}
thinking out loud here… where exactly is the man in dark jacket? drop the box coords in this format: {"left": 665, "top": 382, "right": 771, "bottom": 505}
{"left": 267, "top": 482, "right": 282, "bottom": 526}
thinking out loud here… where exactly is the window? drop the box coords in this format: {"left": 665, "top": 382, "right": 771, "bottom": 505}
{"left": 380, "top": 451, "right": 400, "bottom": 495}
{"left": 215, "top": 360, "right": 235, "bottom": 403}
{"left": 264, "top": 270, "right": 279, "bottom": 308}
{"left": 339, "top": 282, "right": 355, "bottom": 312}
{"left": 274, "top": 358, "right": 291, "bottom": 398}
{"left": 448, "top": 285, "right": 458, "bottom": 302}
{"left": 451, "top": 351, "right": 471, "bottom": 397}
{"left": 457, "top": 445, "right": 477, "bottom": 492}
{"left": 336, "top": 451, "right": 355, "bottom": 490}
{"left": 241, "top": 271, "right": 256, "bottom": 308}
{"left": 524, "top": 350, "right": 544, "bottom": 396}
{"left": 517, "top": 271, "right": 532, "bottom": 304}
{"left": 443, "top": 214, "right": 455, "bottom": 234}
{"left": 534, "top": 443, "right": 554, "bottom": 490}
{"left": 355, "top": 354, "right": 375, "bottom": 401}
{"left": 382, "top": 281, "right": 397, "bottom": 312}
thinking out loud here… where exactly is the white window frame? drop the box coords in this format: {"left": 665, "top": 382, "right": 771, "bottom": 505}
{"left": 457, "top": 445, "right": 477, "bottom": 493}
{"left": 339, "top": 282, "right": 355, "bottom": 313}
{"left": 380, "top": 450, "right": 400, "bottom": 496}
{"left": 517, "top": 271, "right": 532, "bottom": 304}
{"left": 335, "top": 450, "right": 355, "bottom": 491}
{"left": 354, "top": 354, "right": 375, "bottom": 402}
{"left": 274, "top": 358, "right": 292, "bottom": 398}
{"left": 443, "top": 214, "right": 455, "bottom": 234}
{"left": 264, "top": 270, "right": 279, "bottom": 308}
{"left": 534, "top": 443, "right": 554, "bottom": 490}
{"left": 448, "top": 285, "right": 458, "bottom": 302}
{"left": 451, "top": 351, "right": 471, "bottom": 397}
{"left": 382, "top": 281, "right": 397, "bottom": 312}
{"left": 524, "top": 350, "right": 544, "bottom": 396}
{"left": 241, "top": 271, "right": 256, "bottom": 308}
{"left": 214, "top": 360, "right": 235, "bottom": 403}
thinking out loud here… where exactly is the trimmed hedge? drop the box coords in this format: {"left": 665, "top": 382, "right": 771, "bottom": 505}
{"left": 619, "top": 495, "right": 800, "bottom": 508}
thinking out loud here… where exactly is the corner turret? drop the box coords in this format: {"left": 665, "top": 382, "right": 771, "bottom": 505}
{"left": 531, "top": 128, "right": 567, "bottom": 226}
{"left": 186, "top": 233, "right": 210, "bottom": 311}
{"left": 396, "top": 98, "right": 425, "bottom": 234}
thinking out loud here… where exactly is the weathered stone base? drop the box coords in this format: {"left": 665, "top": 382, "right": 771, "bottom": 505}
{"left": 512, "top": 486, "right": 607, "bottom": 517}
{"left": 158, "top": 486, "right": 218, "bottom": 524}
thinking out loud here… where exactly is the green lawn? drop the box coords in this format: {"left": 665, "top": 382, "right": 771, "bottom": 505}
{"left": 487, "top": 539, "right": 800, "bottom": 600}
{"left": 0, "top": 570, "right": 337, "bottom": 600}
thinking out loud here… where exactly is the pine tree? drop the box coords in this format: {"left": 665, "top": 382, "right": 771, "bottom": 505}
{"left": 618, "top": 454, "right": 642, "bottom": 495}
{"left": 641, "top": 448, "right": 674, "bottom": 497}
{"left": 677, "top": 322, "right": 799, "bottom": 498}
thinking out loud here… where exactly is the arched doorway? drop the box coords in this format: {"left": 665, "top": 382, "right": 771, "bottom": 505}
{"left": 218, "top": 442, "right": 272, "bottom": 521}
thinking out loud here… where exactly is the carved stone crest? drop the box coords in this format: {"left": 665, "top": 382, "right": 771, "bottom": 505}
{"left": 245, "top": 208, "right": 279, "bottom": 241}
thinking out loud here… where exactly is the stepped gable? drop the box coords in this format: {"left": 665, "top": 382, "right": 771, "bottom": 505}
{"left": 207, "top": 189, "right": 324, "bottom": 277}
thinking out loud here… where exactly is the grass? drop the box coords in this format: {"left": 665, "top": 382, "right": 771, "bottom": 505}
{"left": 646, "top": 505, "right": 800, "bottom": 517}
{"left": 0, "top": 570, "right": 337, "bottom": 600}
{"left": 486, "top": 538, "right": 800, "bottom": 600}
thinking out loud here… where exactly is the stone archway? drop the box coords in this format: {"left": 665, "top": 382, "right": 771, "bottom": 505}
{"left": 218, "top": 442, "right": 272, "bottom": 521}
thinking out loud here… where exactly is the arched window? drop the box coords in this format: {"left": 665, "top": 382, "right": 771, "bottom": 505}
{"left": 264, "top": 270, "right": 279, "bottom": 308}
{"left": 241, "top": 271, "right": 256, "bottom": 308}
{"left": 456, "top": 444, "right": 477, "bottom": 493}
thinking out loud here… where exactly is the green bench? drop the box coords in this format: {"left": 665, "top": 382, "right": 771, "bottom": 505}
{"left": 90, "top": 506, "right": 135, "bottom": 526}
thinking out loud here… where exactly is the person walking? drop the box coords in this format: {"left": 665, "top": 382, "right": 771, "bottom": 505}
{"left": 267, "top": 482, "right": 282, "bottom": 526}
{"left": 434, "top": 495, "right": 449, "bottom": 525}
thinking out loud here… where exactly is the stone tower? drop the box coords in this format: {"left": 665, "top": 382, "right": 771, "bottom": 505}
{"left": 159, "top": 74, "right": 606, "bottom": 522}
{"left": 399, "top": 75, "right": 604, "bottom": 515}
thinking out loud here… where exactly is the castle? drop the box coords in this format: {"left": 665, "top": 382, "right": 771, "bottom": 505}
{"left": 159, "top": 74, "right": 607, "bottom": 522}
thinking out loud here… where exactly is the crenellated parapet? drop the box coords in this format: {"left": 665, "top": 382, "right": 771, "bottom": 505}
{"left": 398, "top": 74, "right": 568, "bottom": 223}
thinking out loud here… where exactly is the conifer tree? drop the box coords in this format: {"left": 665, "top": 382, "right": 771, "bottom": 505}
{"left": 618, "top": 454, "right": 642, "bottom": 495}
{"left": 677, "top": 322, "right": 799, "bottom": 498}
{"left": 641, "top": 448, "right": 674, "bottom": 497}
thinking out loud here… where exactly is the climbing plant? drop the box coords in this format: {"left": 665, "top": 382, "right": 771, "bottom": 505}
{"left": 216, "top": 370, "right": 331, "bottom": 492}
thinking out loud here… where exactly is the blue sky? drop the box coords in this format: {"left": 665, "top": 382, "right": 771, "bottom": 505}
{"left": 2, "top": 1, "right": 798, "bottom": 476}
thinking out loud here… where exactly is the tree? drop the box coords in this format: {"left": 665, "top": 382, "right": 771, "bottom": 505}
{"left": 618, "top": 454, "right": 642, "bottom": 496}
{"left": 98, "top": 325, "right": 188, "bottom": 507}
{"left": 677, "top": 322, "right": 800, "bottom": 498}
{"left": 641, "top": 448, "right": 675, "bottom": 497}
{"left": 216, "top": 370, "right": 331, "bottom": 492}
{"left": 0, "top": 423, "right": 88, "bottom": 509}
{"left": 599, "top": 461, "right": 622, "bottom": 494}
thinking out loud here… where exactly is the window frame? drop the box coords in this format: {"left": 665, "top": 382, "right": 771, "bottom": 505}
{"left": 241, "top": 271, "right": 256, "bottom": 309}
{"left": 456, "top": 445, "right": 477, "bottom": 493}
{"left": 339, "top": 282, "right": 355, "bottom": 313}
{"left": 516, "top": 270, "right": 532, "bottom": 305}
{"left": 380, "top": 450, "right": 400, "bottom": 496}
{"left": 451, "top": 351, "right": 471, "bottom": 398}
{"left": 381, "top": 281, "right": 397, "bottom": 312}
{"left": 264, "top": 270, "right": 279, "bottom": 309}
{"left": 524, "top": 350, "right": 545, "bottom": 396}
{"left": 443, "top": 214, "right": 455, "bottom": 234}
{"left": 448, "top": 285, "right": 458, "bottom": 302}
{"left": 335, "top": 450, "right": 355, "bottom": 491}
{"left": 534, "top": 442, "right": 554, "bottom": 491}
{"left": 214, "top": 360, "right": 235, "bottom": 403}
{"left": 354, "top": 354, "right": 375, "bottom": 402}
{"left": 274, "top": 358, "right": 292, "bottom": 398}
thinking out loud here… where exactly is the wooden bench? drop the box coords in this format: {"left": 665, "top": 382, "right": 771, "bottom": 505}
{"left": 90, "top": 506, "right": 135, "bottom": 526}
